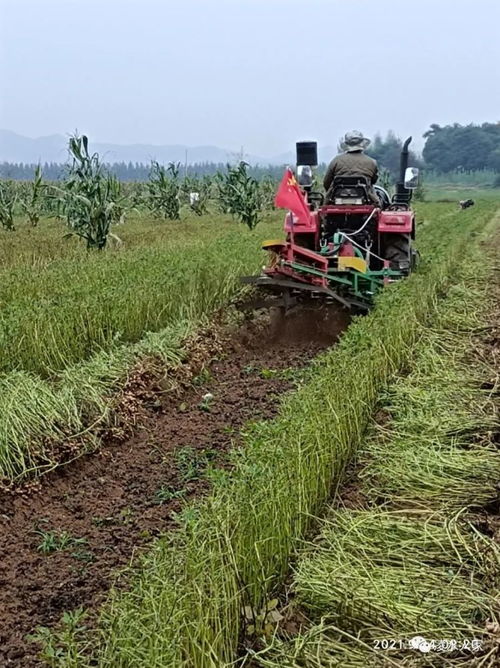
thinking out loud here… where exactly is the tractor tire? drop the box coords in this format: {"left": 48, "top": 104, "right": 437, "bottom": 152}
{"left": 411, "top": 248, "right": 421, "bottom": 271}
{"left": 384, "top": 234, "right": 412, "bottom": 273}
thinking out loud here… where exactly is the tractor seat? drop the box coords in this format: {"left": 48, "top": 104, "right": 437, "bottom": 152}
{"left": 327, "top": 176, "right": 371, "bottom": 205}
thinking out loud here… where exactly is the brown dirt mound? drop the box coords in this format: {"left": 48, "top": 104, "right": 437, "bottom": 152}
{"left": 0, "top": 305, "right": 349, "bottom": 667}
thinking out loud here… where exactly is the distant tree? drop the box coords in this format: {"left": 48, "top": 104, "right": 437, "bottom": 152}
{"left": 423, "top": 122, "right": 500, "bottom": 173}
{"left": 0, "top": 160, "right": 290, "bottom": 182}
{"left": 367, "top": 131, "right": 421, "bottom": 180}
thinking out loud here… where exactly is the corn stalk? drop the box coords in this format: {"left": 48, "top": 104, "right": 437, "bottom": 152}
{"left": 259, "top": 177, "right": 278, "bottom": 211}
{"left": 20, "top": 165, "right": 44, "bottom": 226}
{"left": 215, "top": 162, "right": 262, "bottom": 230}
{"left": 0, "top": 180, "right": 16, "bottom": 231}
{"left": 146, "top": 161, "right": 181, "bottom": 220}
{"left": 180, "top": 175, "right": 212, "bottom": 216}
{"left": 57, "top": 135, "right": 123, "bottom": 250}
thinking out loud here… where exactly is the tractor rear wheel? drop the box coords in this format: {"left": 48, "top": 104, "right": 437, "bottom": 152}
{"left": 384, "top": 234, "right": 411, "bottom": 273}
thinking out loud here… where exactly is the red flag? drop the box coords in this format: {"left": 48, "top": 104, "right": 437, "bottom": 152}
{"left": 274, "top": 168, "right": 311, "bottom": 225}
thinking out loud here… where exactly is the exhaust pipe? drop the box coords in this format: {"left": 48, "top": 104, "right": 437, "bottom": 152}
{"left": 394, "top": 136, "right": 412, "bottom": 204}
{"left": 399, "top": 136, "right": 412, "bottom": 183}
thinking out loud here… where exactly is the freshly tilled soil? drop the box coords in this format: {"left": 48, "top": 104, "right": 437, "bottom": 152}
{"left": 0, "top": 305, "right": 349, "bottom": 666}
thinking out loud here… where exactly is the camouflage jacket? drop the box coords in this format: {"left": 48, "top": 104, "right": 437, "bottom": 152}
{"left": 323, "top": 151, "right": 379, "bottom": 192}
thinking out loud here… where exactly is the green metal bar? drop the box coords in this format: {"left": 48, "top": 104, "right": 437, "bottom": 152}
{"left": 283, "top": 259, "right": 403, "bottom": 303}
{"left": 287, "top": 260, "right": 398, "bottom": 279}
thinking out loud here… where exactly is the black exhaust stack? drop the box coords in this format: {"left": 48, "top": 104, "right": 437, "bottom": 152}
{"left": 399, "top": 136, "right": 412, "bottom": 182}
{"left": 394, "top": 136, "right": 412, "bottom": 205}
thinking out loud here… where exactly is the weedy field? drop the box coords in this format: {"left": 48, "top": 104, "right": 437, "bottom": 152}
{"left": 0, "top": 173, "right": 499, "bottom": 668}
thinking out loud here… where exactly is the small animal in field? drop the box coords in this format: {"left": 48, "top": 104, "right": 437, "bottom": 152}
{"left": 459, "top": 199, "right": 475, "bottom": 210}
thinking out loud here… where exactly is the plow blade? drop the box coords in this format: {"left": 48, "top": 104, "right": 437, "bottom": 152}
{"left": 240, "top": 275, "right": 369, "bottom": 312}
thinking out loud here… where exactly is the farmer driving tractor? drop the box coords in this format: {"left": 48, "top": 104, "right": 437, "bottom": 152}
{"left": 324, "top": 130, "right": 380, "bottom": 206}
{"left": 242, "top": 133, "right": 419, "bottom": 311}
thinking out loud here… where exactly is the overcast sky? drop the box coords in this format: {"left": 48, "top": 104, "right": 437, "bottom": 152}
{"left": 1, "top": 0, "right": 499, "bottom": 156}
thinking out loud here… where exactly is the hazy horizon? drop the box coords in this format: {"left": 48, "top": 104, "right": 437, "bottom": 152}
{"left": 1, "top": 0, "right": 499, "bottom": 157}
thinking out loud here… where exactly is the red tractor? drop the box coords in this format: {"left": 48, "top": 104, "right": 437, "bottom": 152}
{"left": 243, "top": 138, "right": 419, "bottom": 313}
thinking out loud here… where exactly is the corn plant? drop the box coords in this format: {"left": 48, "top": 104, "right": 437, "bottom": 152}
{"left": 107, "top": 173, "right": 127, "bottom": 225}
{"left": 215, "top": 162, "right": 262, "bottom": 230}
{"left": 20, "top": 165, "right": 44, "bottom": 226}
{"left": 39, "top": 181, "right": 65, "bottom": 219}
{"left": 259, "top": 177, "right": 278, "bottom": 211}
{"left": 413, "top": 174, "right": 426, "bottom": 202}
{"left": 123, "top": 181, "right": 146, "bottom": 210}
{"left": 182, "top": 175, "right": 212, "bottom": 216}
{"left": 57, "top": 135, "right": 123, "bottom": 249}
{"left": 0, "top": 179, "right": 17, "bottom": 230}
{"left": 378, "top": 167, "right": 393, "bottom": 192}
{"left": 146, "top": 161, "right": 181, "bottom": 220}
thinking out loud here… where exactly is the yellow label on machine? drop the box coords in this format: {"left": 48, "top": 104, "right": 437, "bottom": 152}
{"left": 262, "top": 240, "right": 285, "bottom": 249}
{"left": 337, "top": 256, "right": 368, "bottom": 273}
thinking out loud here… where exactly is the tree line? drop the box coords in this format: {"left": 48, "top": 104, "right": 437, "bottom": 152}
{"left": 423, "top": 122, "right": 500, "bottom": 173}
{"left": 0, "top": 160, "right": 288, "bottom": 182}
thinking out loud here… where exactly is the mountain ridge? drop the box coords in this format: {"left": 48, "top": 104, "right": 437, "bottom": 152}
{"left": 0, "top": 129, "right": 336, "bottom": 166}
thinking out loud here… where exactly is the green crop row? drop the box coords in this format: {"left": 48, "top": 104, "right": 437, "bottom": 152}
{"left": 0, "top": 320, "right": 191, "bottom": 480}
{"left": 0, "top": 214, "right": 285, "bottom": 479}
{"left": 0, "top": 212, "right": 258, "bottom": 270}
{"left": 0, "top": 215, "right": 281, "bottom": 376}
{"left": 257, "top": 224, "right": 500, "bottom": 667}
{"left": 47, "top": 201, "right": 496, "bottom": 667}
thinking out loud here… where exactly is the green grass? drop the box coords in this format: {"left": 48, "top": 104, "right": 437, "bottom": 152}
{"left": 294, "top": 510, "right": 496, "bottom": 636}
{"left": 0, "top": 211, "right": 278, "bottom": 269}
{"left": 359, "top": 262, "right": 500, "bottom": 512}
{"left": 36, "top": 529, "right": 88, "bottom": 554}
{"left": 425, "top": 185, "right": 500, "bottom": 201}
{"left": 0, "top": 319, "right": 191, "bottom": 479}
{"left": 426, "top": 170, "right": 497, "bottom": 187}
{"left": 40, "top": 201, "right": 495, "bottom": 668}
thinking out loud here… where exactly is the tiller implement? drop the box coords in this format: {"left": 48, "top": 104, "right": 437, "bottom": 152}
{"left": 242, "top": 139, "right": 419, "bottom": 312}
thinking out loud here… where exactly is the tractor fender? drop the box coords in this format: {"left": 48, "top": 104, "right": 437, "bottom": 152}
{"left": 378, "top": 210, "right": 414, "bottom": 235}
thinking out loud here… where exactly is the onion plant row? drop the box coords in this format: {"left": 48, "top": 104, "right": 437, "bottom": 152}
{"left": 50, "top": 202, "right": 498, "bottom": 667}
{"left": 256, "top": 224, "right": 500, "bottom": 667}
{"left": 0, "top": 217, "right": 282, "bottom": 377}
{"left": 0, "top": 217, "right": 283, "bottom": 479}
{"left": 0, "top": 212, "right": 264, "bottom": 270}
{"left": 0, "top": 320, "right": 193, "bottom": 480}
